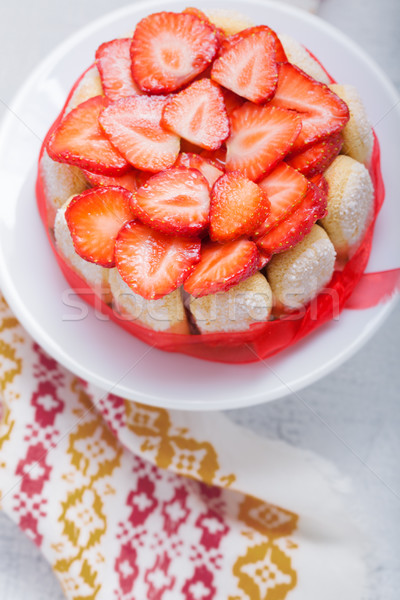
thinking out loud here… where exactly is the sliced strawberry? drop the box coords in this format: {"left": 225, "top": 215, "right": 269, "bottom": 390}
{"left": 47, "top": 96, "right": 129, "bottom": 176}
{"left": 115, "top": 222, "right": 201, "bottom": 300}
{"left": 182, "top": 7, "right": 225, "bottom": 44}
{"left": 221, "top": 88, "right": 244, "bottom": 117}
{"left": 200, "top": 147, "right": 226, "bottom": 169}
{"left": 180, "top": 139, "right": 205, "bottom": 154}
{"left": 226, "top": 103, "right": 301, "bottom": 181}
{"left": 83, "top": 169, "right": 139, "bottom": 194}
{"left": 211, "top": 27, "right": 278, "bottom": 103}
{"left": 210, "top": 172, "right": 270, "bottom": 242}
{"left": 132, "top": 167, "right": 210, "bottom": 237}
{"left": 182, "top": 6, "right": 210, "bottom": 20}
{"left": 65, "top": 186, "right": 135, "bottom": 267}
{"left": 253, "top": 162, "right": 308, "bottom": 237}
{"left": 135, "top": 170, "right": 153, "bottom": 188}
{"left": 99, "top": 96, "right": 180, "bottom": 172}
{"left": 162, "top": 79, "right": 229, "bottom": 151}
{"left": 286, "top": 131, "right": 343, "bottom": 176}
{"left": 184, "top": 239, "right": 260, "bottom": 297}
{"left": 258, "top": 250, "right": 272, "bottom": 270}
{"left": 175, "top": 152, "right": 224, "bottom": 188}
{"left": 220, "top": 25, "right": 287, "bottom": 62}
{"left": 269, "top": 63, "right": 349, "bottom": 153}
{"left": 256, "top": 182, "right": 327, "bottom": 255}
{"left": 308, "top": 172, "right": 328, "bottom": 196}
{"left": 130, "top": 11, "right": 219, "bottom": 93}
{"left": 95, "top": 38, "right": 143, "bottom": 101}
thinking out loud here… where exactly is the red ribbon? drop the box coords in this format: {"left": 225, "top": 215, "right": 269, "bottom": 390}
{"left": 36, "top": 64, "right": 395, "bottom": 364}
{"left": 345, "top": 269, "right": 400, "bottom": 309}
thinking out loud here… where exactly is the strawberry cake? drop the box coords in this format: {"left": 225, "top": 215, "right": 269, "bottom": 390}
{"left": 37, "top": 7, "right": 378, "bottom": 359}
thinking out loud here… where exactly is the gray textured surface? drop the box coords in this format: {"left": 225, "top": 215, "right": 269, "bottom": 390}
{"left": 0, "top": 0, "right": 399, "bottom": 598}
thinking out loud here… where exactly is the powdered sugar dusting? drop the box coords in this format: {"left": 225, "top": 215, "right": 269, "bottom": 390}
{"left": 40, "top": 150, "right": 87, "bottom": 228}
{"left": 109, "top": 268, "right": 187, "bottom": 332}
{"left": 322, "top": 155, "right": 374, "bottom": 258}
{"left": 267, "top": 225, "right": 336, "bottom": 309}
{"left": 190, "top": 272, "right": 272, "bottom": 332}
{"left": 338, "top": 163, "right": 374, "bottom": 243}
{"left": 64, "top": 66, "right": 103, "bottom": 115}
{"left": 54, "top": 198, "right": 110, "bottom": 300}
{"left": 329, "top": 84, "right": 373, "bottom": 165}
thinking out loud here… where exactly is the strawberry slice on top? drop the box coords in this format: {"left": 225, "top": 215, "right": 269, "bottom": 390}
{"left": 132, "top": 167, "right": 211, "bottom": 237}
{"left": 308, "top": 172, "right": 328, "bottom": 195}
{"left": 253, "top": 162, "right": 308, "bottom": 237}
{"left": 211, "top": 26, "right": 278, "bottom": 104}
{"left": 47, "top": 96, "right": 129, "bottom": 176}
{"left": 286, "top": 131, "right": 343, "bottom": 176}
{"left": 258, "top": 250, "right": 272, "bottom": 270}
{"left": 130, "top": 11, "right": 219, "bottom": 94}
{"left": 256, "top": 182, "right": 328, "bottom": 255}
{"left": 221, "top": 88, "right": 244, "bottom": 118}
{"left": 83, "top": 169, "right": 140, "bottom": 194}
{"left": 184, "top": 239, "right": 260, "bottom": 298}
{"left": 226, "top": 103, "right": 302, "bottom": 181}
{"left": 162, "top": 79, "right": 230, "bottom": 151}
{"left": 200, "top": 147, "right": 226, "bottom": 170}
{"left": 182, "top": 6, "right": 212, "bottom": 21}
{"left": 210, "top": 172, "right": 270, "bottom": 242}
{"left": 270, "top": 62, "right": 350, "bottom": 153}
{"left": 99, "top": 95, "right": 180, "bottom": 172}
{"left": 220, "top": 25, "right": 287, "bottom": 63}
{"left": 182, "top": 7, "right": 225, "bottom": 44}
{"left": 115, "top": 222, "right": 201, "bottom": 300}
{"left": 65, "top": 186, "right": 135, "bottom": 267}
{"left": 175, "top": 153, "right": 224, "bottom": 188}
{"left": 95, "top": 38, "right": 143, "bottom": 101}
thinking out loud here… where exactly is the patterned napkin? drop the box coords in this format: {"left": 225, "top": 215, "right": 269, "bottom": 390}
{"left": 0, "top": 293, "right": 366, "bottom": 600}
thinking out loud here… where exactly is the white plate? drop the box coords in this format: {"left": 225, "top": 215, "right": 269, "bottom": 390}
{"left": 0, "top": 0, "right": 399, "bottom": 411}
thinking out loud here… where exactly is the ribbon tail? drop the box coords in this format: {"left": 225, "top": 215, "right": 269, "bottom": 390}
{"left": 345, "top": 268, "right": 400, "bottom": 310}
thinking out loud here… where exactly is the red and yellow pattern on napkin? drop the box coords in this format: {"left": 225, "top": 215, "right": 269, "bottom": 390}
{"left": 0, "top": 294, "right": 365, "bottom": 599}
